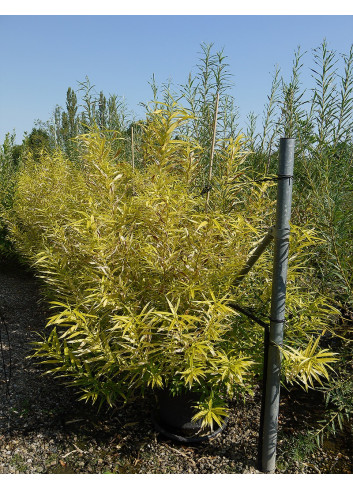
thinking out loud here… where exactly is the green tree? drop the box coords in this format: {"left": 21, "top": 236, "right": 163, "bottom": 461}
{"left": 66, "top": 87, "right": 78, "bottom": 139}
{"left": 24, "top": 128, "right": 50, "bottom": 160}
{"left": 98, "top": 91, "right": 107, "bottom": 130}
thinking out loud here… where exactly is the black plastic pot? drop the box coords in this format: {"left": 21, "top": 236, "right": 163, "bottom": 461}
{"left": 153, "top": 389, "right": 228, "bottom": 443}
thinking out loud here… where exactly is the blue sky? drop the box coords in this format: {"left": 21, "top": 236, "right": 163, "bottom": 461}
{"left": 1, "top": 11, "right": 353, "bottom": 143}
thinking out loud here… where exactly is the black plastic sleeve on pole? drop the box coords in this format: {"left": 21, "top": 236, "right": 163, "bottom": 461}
{"left": 260, "top": 138, "right": 295, "bottom": 473}
{"left": 258, "top": 326, "right": 270, "bottom": 470}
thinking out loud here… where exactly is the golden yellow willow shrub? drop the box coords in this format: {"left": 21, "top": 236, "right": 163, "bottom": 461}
{"left": 5, "top": 103, "right": 338, "bottom": 425}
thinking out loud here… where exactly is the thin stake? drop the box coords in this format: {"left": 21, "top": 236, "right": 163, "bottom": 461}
{"left": 260, "top": 137, "right": 295, "bottom": 473}
{"left": 205, "top": 92, "right": 219, "bottom": 210}
{"left": 232, "top": 227, "right": 275, "bottom": 287}
{"left": 131, "top": 125, "right": 135, "bottom": 170}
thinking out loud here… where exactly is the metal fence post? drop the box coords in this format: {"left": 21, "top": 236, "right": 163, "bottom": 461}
{"left": 260, "top": 138, "right": 295, "bottom": 473}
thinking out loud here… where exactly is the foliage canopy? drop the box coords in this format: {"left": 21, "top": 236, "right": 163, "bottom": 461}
{"left": 4, "top": 103, "right": 339, "bottom": 425}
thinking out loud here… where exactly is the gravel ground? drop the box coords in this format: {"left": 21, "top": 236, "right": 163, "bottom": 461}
{"left": 0, "top": 258, "right": 352, "bottom": 475}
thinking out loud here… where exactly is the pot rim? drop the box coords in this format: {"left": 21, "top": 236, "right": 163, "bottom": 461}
{"left": 152, "top": 414, "right": 229, "bottom": 443}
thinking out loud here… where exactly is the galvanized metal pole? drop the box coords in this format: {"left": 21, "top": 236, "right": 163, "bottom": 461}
{"left": 261, "top": 138, "right": 295, "bottom": 473}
